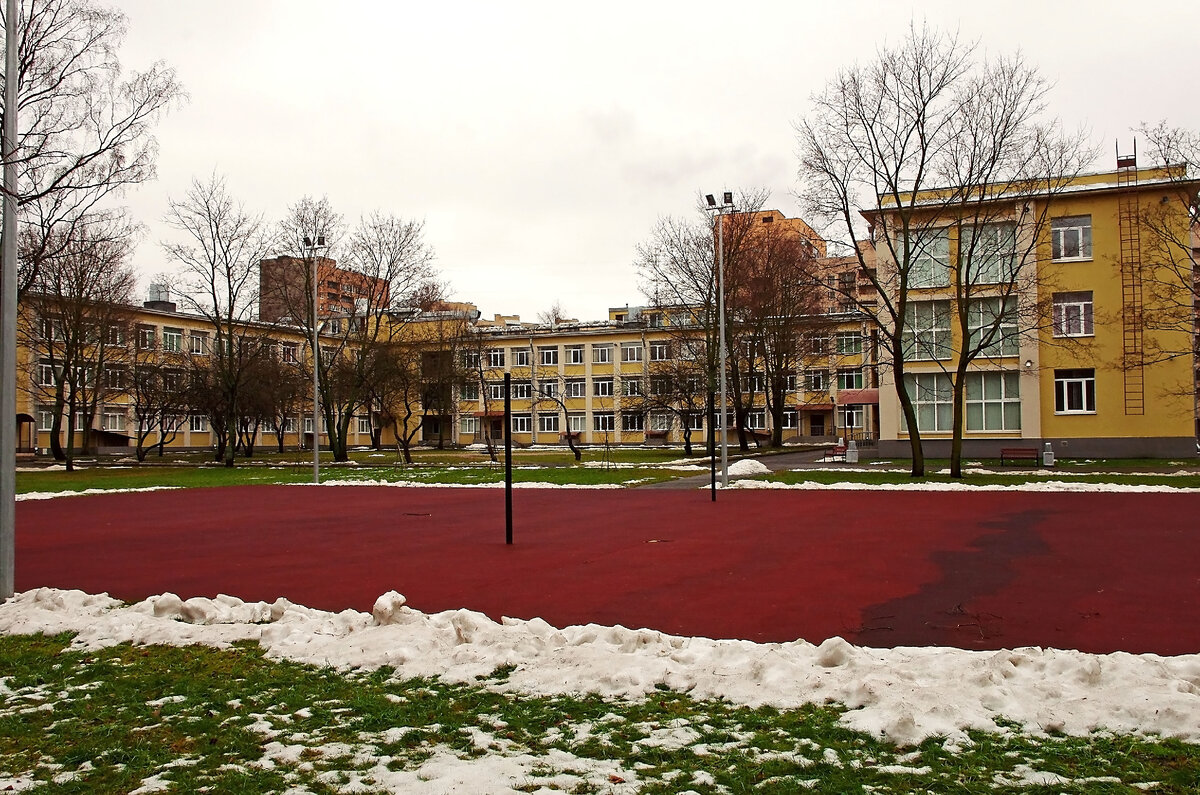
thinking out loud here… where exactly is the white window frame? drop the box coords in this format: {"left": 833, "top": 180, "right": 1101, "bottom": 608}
{"left": 511, "top": 381, "right": 532, "bottom": 399}
{"left": 840, "top": 405, "right": 865, "bottom": 430}
{"left": 538, "top": 380, "right": 559, "bottom": 399}
{"left": 461, "top": 381, "right": 480, "bottom": 401}
{"left": 1054, "top": 369, "right": 1096, "bottom": 414}
{"left": 539, "top": 346, "right": 559, "bottom": 365}
{"left": 488, "top": 348, "right": 506, "bottom": 368}
{"left": 962, "top": 221, "right": 1017, "bottom": 285}
{"left": 566, "top": 379, "right": 586, "bottom": 398}
{"left": 190, "top": 332, "right": 208, "bottom": 355}
{"left": 622, "top": 378, "right": 642, "bottom": 397}
{"left": 686, "top": 412, "right": 704, "bottom": 431}
{"left": 357, "top": 416, "right": 372, "bottom": 435}
{"left": 537, "top": 413, "right": 559, "bottom": 433}
{"left": 903, "top": 300, "right": 952, "bottom": 362}
{"left": 967, "top": 297, "right": 1019, "bottom": 357}
{"left": 592, "top": 412, "right": 614, "bottom": 432}
{"left": 162, "top": 328, "right": 183, "bottom": 353}
{"left": 189, "top": 414, "right": 209, "bottom": 433}
{"left": 649, "top": 412, "right": 672, "bottom": 432}
{"left": 747, "top": 410, "right": 767, "bottom": 430}
{"left": 806, "top": 370, "right": 827, "bottom": 392}
{"left": 566, "top": 346, "right": 584, "bottom": 365}
{"left": 37, "top": 408, "right": 55, "bottom": 432}
{"left": 281, "top": 343, "right": 298, "bottom": 364}
{"left": 620, "top": 344, "right": 643, "bottom": 363}
{"left": 137, "top": 326, "right": 156, "bottom": 350}
{"left": 592, "top": 344, "right": 613, "bottom": 364}
{"left": 488, "top": 382, "right": 505, "bottom": 401}
{"left": 511, "top": 348, "right": 530, "bottom": 367}
{"left": 101, "top": 409, "right": 126, "bottom": 432}
{"left": 783, "top": 409, "right": 799, "bottom": 429}
{"left": 284, "top": 417, "right": 296, "bottom": 433}
{"left": 460, "top": 416, "right": 478, "bottom": 434}
{"left": 511, "top": 414, "right": 531, "bottom": 434}
{"left": 1051, "top": 215, "right": 1092, "bottom": 261}
{"left": 593, "top": 378, "right": 614, "bottom": 397}
{"left": 905, "top": 228, "right": 951, "bottom": 288}
{"left": 1053, "top": 291, "right": 1094, "bottom": 337}
{"left": 965, "top": 371, "right": 1022, "bottom": 431}
{"left": 648, "top": 341, "right": 670, "bottom": 361}
{"left": 835, "top": 332, "right": 863, "bottom": 355}
{"left": 568, "top": 413, "right": 587, "bottom": 433}
{"left": 837, "top": 368, "right": 863, "bottom": 390}
{"left": 903, "top": 372, "right": 954, "bottom": 432}
{"left": 38, "top": 362, "right": 56, "bottom": 387}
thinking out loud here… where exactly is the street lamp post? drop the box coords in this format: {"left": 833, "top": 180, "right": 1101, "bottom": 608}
{"left": 1, "top": 0, "right": 18, "bottom": 600}
{"left": 705, "top": 192, "right": 734, "bottom": 489}
{"left": 303, "top": 235, "right": 326, "bottom": 484}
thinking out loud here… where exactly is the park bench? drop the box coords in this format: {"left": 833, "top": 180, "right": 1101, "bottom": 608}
{"left": 827, "top": 443, "right": 847, "bottom": 462}
{"left": 1000, "top": 447, "right": 1039, "bottom": 466}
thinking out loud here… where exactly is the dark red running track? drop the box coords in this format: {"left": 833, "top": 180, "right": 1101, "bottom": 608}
{"left": 14, "top": 485, "right": 1200, "bottom": 655}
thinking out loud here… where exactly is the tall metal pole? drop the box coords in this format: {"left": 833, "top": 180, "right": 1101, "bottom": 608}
{"left": 717, "top": 210, "right": 729, "bottom": 489}
{"left": 311, "top": 249, "right": 320, "bottom": 484}
{"left": 1, "top": 0, "right": 20, "bottom": 600}
{"left": 503, "top": 370, "right": 512, "bottom": 545}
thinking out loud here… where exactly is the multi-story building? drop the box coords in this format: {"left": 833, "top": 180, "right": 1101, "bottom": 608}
{"left": 258, "top": 256, "right": 390, "bottom": 323}
{"left": 874, "top": 161, "right": 1197, "bottom": 458}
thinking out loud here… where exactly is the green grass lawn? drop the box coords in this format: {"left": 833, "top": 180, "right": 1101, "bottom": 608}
{"left": 2, "top": 634, "right": 1197, "bottom": 794}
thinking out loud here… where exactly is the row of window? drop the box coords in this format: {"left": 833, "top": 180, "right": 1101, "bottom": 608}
{"left": 36, "top": 411, "right": 375, "bottom": 436}
{"left": 901, "top": 367, "right": 1097, "bottom": 433}
{"left": 468, "top": 335, "right": 869, "bottom": 370}
{"left": 459, "top": 408, "right": 857, "bottom": 436}
{"left": 903, "top": 215, "right": 1093, "bottom": 290}
{"left": 901, "top": 291, "right": 1095, "bottom": 363}
{"left": 462, "top": 368, "right": 871, "bottom": 402}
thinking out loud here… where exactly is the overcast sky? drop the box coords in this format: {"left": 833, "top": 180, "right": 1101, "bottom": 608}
{"left": 114, "top": 0, "right": 1200, "bottom": 323}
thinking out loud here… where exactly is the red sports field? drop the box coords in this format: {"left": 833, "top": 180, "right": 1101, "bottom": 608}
{"left": 15, "top": 485, "right": 1200, "bottom": 655}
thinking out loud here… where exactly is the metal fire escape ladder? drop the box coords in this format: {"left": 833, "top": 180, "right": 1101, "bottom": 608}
{"left": 1116, "top": 142, "right": 1145, "bottom": 415}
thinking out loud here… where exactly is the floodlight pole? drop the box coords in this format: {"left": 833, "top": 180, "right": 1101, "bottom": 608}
{"left": 1, "top": 0, "right": 18, "bottom": 600}
{"left": 304, "top": 235, "right": 326, "bottom": 484}
{"left": 503, "top": 369, "right": 513, "bottom": 545}
{"left": 705, "top": 192, "right": 734, "bottom": 490}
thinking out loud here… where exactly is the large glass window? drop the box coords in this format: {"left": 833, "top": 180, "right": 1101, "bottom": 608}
{"left": 965, "top": 371, "right": 1021, "bottom": 430}
{"left": 903, "top": 300, "right": 951, "bottom": 361}
{"left": 592, "top": 345, "right": 612, "bottom": 364}
{"left": 539, "top": 346, "right": 559, "bottom": 365}
{"left": 593, "top": 378, "right": 614, "bottom": 397}
{"left": 511, "top": 414, "right": 531, "bottom": 433}
{"left": 622, "top": 412, "right": 644, "bottom": 431}
{"left": 649, "top": 341, "right": 670, "bottom": 361}
{"left": 905, "top": 228, "right": 951, "bottom": 288}
{"left": 1055, "top": 369, "right": 1096, "bottom": 413}
{"left": 962, "top": 222, "right": 1017, "bottom": 284}
{"left": 538, "top": 413, "right": 559, "bottom": 433}
{"left": 903, "top": 372, "right": 954, "bottom": 432}
{"left": 620, "top": 344, "right": 643, "bottom": 363}
{"left": 1053, "top": 291, "right": 1094, "bottom": 337}
{"left": 1051, "top": 216, "right": 1092, "bottom": 261}
{"left": 967, "top": 297, "right": 1019, "bottom": 357}
{"left": 593, "top": 412, "right": 614, "bottom": 432}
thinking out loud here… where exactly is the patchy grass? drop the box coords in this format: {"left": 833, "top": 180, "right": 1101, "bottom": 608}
{"left": 749, "top": 468, "right": 1200, "bottom": 489}
{"left": 15, "top": 459, "right": 688, "bottom": 494}
{"left": 2, "top": 634, "right": 1197, "bottom": 793}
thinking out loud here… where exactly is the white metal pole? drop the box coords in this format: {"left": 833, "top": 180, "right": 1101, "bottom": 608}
{"left": 717, "top": 210, "right": 728, "bottom": 488}
{"left": 311, "top": 251, "right": 320, "bottom": 484}
{"left": 1, "top": 0, "right": 20, "bottom": 600}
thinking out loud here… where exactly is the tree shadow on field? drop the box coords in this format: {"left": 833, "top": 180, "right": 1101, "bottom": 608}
{"left": 850, "top": 510, "right": 1051, "bottom": 649}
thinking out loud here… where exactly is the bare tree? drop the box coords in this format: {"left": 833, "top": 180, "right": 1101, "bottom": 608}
{"left": 1130, "top": 122, "right": 1200, "bottom": 383}
{"left": 536, "top": 301, "right": 572, "bottom": 326}
{"left": 127, "top": 342, "right": 187, "bottom": 462}
{"left": 274, "top": 200, "right": 438, "bottom": 461}
{"left": 162, "top": 173, "right": 277, "bottom": 467}
{"left": 2, "top": 0, "right": 184, "bottom": 294}
{"left": 19, "top": 214, "right": 136, "bottom": 468}
{"left": 797, "top": 24, "right": 1092, "bottom": 476}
